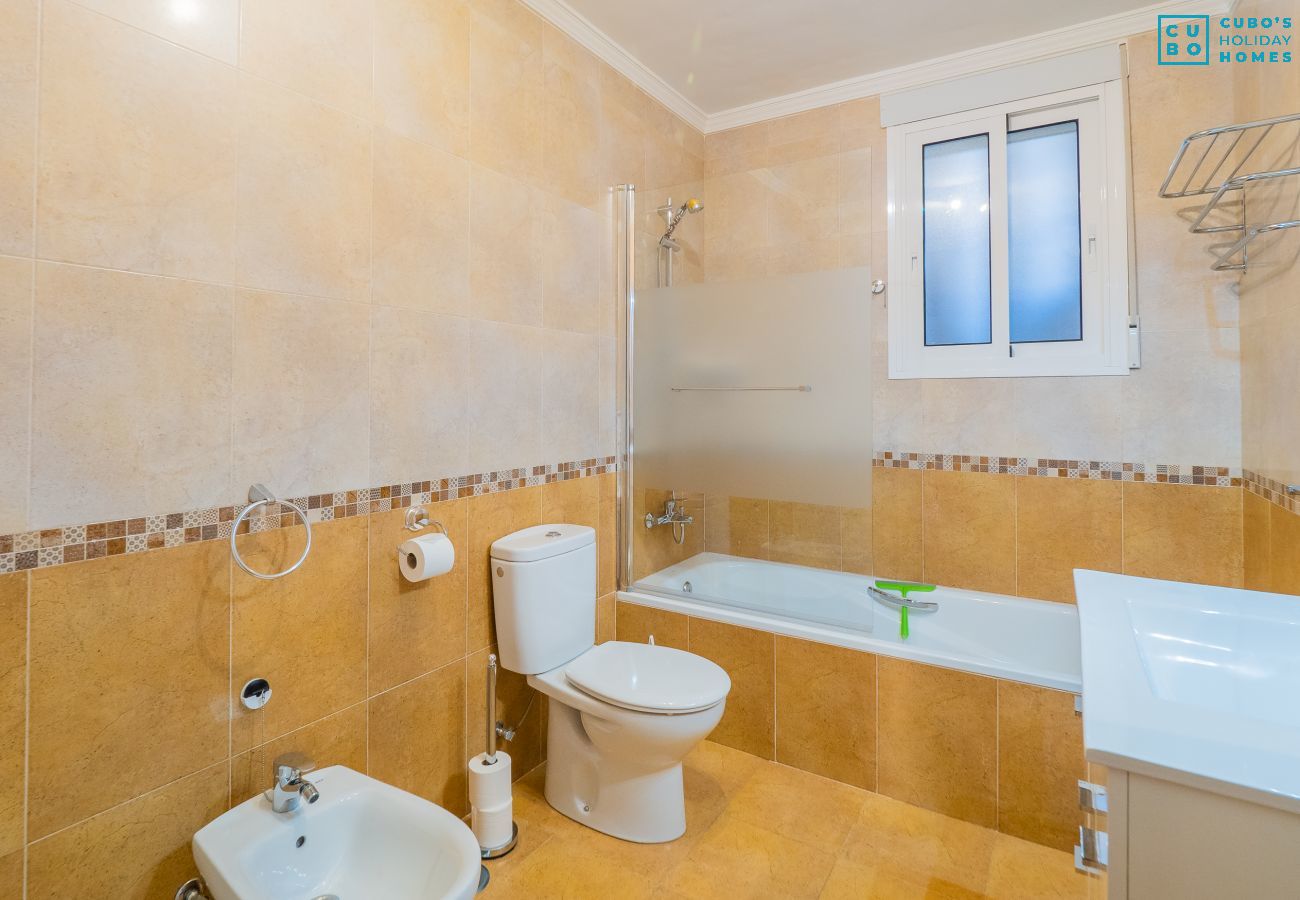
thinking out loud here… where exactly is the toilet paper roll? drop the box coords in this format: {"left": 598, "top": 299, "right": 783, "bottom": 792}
{"left": 468, "top": 751, "right": 512, "bottom": 808}
{"left": 397, "top": 532, "right": 455, "bottom": 582}
{"left": 469, "top": 751, "right": 514, "bottom": 850}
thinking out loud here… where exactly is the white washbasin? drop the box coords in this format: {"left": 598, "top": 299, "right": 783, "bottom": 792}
{"left": 193, "top": 766, "right": 481, "bottom": 900}
{"left": 1075, "top": 570, "right": 1300, "bottom": 814}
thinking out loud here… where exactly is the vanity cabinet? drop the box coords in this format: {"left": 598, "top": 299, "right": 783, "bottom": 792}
{"left": 1082, "top": 764, "right": 1300, "bottom": 899}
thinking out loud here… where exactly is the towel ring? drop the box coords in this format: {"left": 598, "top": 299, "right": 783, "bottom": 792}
{"left": 230, "top": 483, "right": 312, "bottom": 580}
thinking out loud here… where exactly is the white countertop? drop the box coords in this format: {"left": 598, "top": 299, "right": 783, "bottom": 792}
{"left": 1074, "top": 570, "right": 1300, "bottom": 815}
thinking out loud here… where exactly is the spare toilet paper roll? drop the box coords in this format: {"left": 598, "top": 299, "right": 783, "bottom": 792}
{"left": 398, "top": 532, "right": 455, "bottom": 582}
{"left": 469, "top": 751, "right": 513, "bottom": 849}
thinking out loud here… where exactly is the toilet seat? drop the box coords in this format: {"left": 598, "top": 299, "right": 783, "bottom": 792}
{"left": 564, "top": 641, "right": 731, "bottom": 715}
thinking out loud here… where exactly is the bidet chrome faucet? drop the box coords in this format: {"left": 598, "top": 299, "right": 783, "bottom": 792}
{"left": 270, "top": 752, "right": 319, "bottom": 813}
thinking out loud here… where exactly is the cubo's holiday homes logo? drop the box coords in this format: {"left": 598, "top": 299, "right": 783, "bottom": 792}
{"left": 1158, "top": 14, "right": 1294, "bottom": 66}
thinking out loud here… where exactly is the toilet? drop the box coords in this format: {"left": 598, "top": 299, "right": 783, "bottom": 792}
{"left": 491, "top": 523, "right": 731, "bottom": 843}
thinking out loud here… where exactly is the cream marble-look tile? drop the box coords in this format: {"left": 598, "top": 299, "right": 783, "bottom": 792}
{"left": 541, "top": 329, "right": 600, "bottom": 464}
{"left": 466, "top": 320, "right": 543, "bottom": 473}
{"left": 373, "top": 0, "right": 470, "bottom": 156}
{"left": 29, "top": 263, "right": 232, "bottom": 528}
{"left": 372, "top": 128, "right": 471, "bottom": 316}
{"left": 37, "top": 0, "right": 237, "bottom": 281}
{"left": 239, "top": 0, "right": 372, "bottom": 118}
{"left": 0, "top": 0, "right": 37, "bottom": 257}
{"left": 70, "top": 0, "right": 240, "bottom": 63}
{"left": 232, "top": 289, "right": 370, "bottom": 498}
{"left": 541, "top": 194, "right": 600, "bottom": 333}
{"left": 469, "top": 164, "right": 543, "bottom": 326}
{"left": 0, "top": 257, "right": 31, "bottom": 533}
{"left": 369, "top": 305, "right": 471, "bottom": 485}
{"left": 469, "top": 0, "right": 545, "bottom": 186}
{"left": 236, "top": 73, "right": 371, "bottom": 302}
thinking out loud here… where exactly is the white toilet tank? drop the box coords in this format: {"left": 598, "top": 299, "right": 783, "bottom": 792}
{"left": 491, "top": 523, "right": 597, "bottom": 674}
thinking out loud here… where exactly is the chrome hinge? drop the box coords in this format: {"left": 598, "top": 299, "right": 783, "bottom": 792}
{"left": 1078, "top": 781, "right": 1109, "bottom": 814}
{"left": 1075, "top": 826, "right": 1109, "bottom": 875}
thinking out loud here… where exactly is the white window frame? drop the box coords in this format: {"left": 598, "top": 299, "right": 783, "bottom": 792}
{"left": 886, "top": 81, "right": 1132, "bottom": 379}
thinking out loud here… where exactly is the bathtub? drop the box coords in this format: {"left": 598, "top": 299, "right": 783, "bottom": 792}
{"left": 625, "top": 552, "right": 1082, "bottom": 692}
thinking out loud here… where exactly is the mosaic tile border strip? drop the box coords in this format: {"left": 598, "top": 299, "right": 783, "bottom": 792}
{"left": 0, "top": 456, "right": 618, "bottom": 574}
{"left": 1244, "top": 469, "right": 1300, "bottom": 516}
{"left": 873, "top": 451, "right": 1242, "bottom": 487}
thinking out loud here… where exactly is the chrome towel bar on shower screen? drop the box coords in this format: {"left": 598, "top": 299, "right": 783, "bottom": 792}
{"left": 230, "top": 483, "right": 312, "bottom": 579}
{"left": 670, "top": 385, "right": 812, "bottom": 392}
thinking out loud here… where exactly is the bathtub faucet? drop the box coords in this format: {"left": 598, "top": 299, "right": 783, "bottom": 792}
{"left": 644, "top": 498, "right": 694, "bottom": 545}
{"left": 868, "top": 581, "right": 939, "bottom": 613}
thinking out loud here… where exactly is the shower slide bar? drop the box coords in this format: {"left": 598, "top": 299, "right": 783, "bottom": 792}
{"left": 670, "top": 385, "right": 812, "bottom": 392}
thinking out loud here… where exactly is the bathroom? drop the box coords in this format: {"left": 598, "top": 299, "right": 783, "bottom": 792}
{"left": 0, "top": 0, "right": 1297, "bottom": 896}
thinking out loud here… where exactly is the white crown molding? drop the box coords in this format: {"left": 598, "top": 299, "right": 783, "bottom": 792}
{"left": 518, "top": 0, "right": 709, "bottom": 132}
{"left": 523, "top": 0, "right": 1231, "bottom": 135}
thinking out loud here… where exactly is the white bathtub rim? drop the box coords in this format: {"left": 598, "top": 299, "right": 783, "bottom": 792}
{"left": 617, "top": 586, "right": 1082, "bottom": 694}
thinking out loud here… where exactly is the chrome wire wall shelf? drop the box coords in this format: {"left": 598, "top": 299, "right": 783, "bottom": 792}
{"left": 1159, "top": 112, "right": 1300, "bottom": 272}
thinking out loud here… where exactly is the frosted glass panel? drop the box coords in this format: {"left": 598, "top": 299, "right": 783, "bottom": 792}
{"left": 922, "top": 134, "right": 991, "bottom": 346}
{"left": 1008, "top": 121, "right": 1082, "bottom": 343}
{"left": 633, "top": 268, "right": 871, "bottom": 508}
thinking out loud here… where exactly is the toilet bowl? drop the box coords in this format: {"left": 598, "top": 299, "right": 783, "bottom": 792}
{"left": 529, "top": 641, "right": 729, "bottom": 842}
{"left": 490, "top": 524, "right": 731, "bottom": 843}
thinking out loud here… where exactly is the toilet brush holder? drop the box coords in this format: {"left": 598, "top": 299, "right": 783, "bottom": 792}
{"left": 470, "top": 654, "right": 518, "bottom": 859}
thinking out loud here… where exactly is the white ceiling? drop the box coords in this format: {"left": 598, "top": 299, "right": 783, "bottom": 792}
{"left": 543, "top": 0, "right": 1207, "bottom": 127}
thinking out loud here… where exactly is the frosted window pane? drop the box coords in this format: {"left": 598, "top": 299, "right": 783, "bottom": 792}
{"left": 922, "top": 134, "right": 991, "bottom": 346}
{"left": 1008, "top": 121, "right": 1082, "bottom": 343}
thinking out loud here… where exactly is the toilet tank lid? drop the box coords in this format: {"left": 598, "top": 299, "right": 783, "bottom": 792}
{"left": 491, "top": 524, "right": 595, "bottom": 562}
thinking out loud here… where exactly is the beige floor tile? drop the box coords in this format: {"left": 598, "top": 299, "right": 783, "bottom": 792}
{"left": 726, "top": 762, "right": 866, "bottom": 848}
{"left": 984, "top": 834, "right": 1089, "bottom": 900}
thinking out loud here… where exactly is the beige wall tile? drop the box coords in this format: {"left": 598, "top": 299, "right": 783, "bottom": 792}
{"left": 28, "top": 543, "right": 229, "bottom": 838}
{"left": 239, "top": 0, "right": 371, "bottom": 117}
{"left": 232, "top": 290, "right": 370, "bottom": 498}
{"left": 921, "top": 378, "right": 1019, "bottom": 458}
{"left": 232, "top": 518, "right": 368, "bottom": 750}
{"left": 236, "top": 74, "right": 371, "bottom": 302}
{"left": 542, "top": 195, "right": 600, "bottom": 333}
{"left": 922, "top": 470, "right": 1017, "bottom": 594}
{"left": 775, "top": 637, "right": 876, "bottom": 790}
{"left": 467, "top": 645, "right": 547, "bottom": 777}
{"left": 997, "top": 681, "right": 1085, "bottom": 852}
{"left": 0, "top": 258, "right": 31, "bottom": 533}
{"left": 877, "top": 658, "right": 997, "bottom": 828}
{"left": 30, "top": 263, "right": 232, "bottom": 528}
{"left": 372, "top": 129, "right": 471, "bottom": 316}
{"left": 769, "top": 500, "right": 841, "bottom": 569}
{"left": 841, "top": 507, "right": 873, "bottom": 575}
{"left": 369, "top": 500, "right": 469, "bottom": 693}
{"left": 26, "top": 762, "right": 227, "bottom": 900}
{"left": 1014, "top": 376, "right": 1125, "bottom": 464}
{"left": 37, "top": 0, "right": 236, "bottom": 281}
{"left": 370, "top": 660, "right": 468, "bottom": 817}
{"left": 597, "top": 472, "right": 617, "bottom": 595}
{"left": 469, "top": 164, "right": 543, "bottom": 326}
{"left": 469, "top": 0, "right": 545, "bottom": 185}
{"left": 615, "top": 600, "right": 688, "bottom": 650}
{"left": 1269, "top": 504, "right": 1300, "bottom": 596}
{"left": 0, "top": 0, "right": 37, "bottom": 257}
{"left": 542, "top": 330, "right": 601, "bottom": 463}
{"left": 542, "top": 28, "right": 601, "bottom": 209}
{"left": 369, "top": 306, "right": 471, "bottom": 485}
{"left": 230, "top": 703, "right": 367, "bottom": 805}
{"left": 871, "top": 467, "right": 923, "bottom": 582}
{"left": 1243, "top": 490, "right": 1273, "bottom": 592}
{"left": 688, "top": 618, "right": 774, "bottom": 759}
{"left": 467, "top": 321, "right": 543, "bottom": 473}
{"left": 1016, "top": 477, "right": 1123, "bottom": 603}
{"left": 1121, "top": 482, "right": 1243, "bottom": 587}
{"left": 467, "top": 486, "right": 543, "bottom": 652}
{"left": 0, "top": 574, "right": 24, "bottom": 857}
{"left": 69, "top": 0, "right": 239, "bottom": 63}
{"left": 372, "top": 0, "right": 470, "bottom": 156}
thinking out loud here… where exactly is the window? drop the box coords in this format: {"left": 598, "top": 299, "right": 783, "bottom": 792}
{"left": 887, "top": 82, "right": 1132, "bottom": 378}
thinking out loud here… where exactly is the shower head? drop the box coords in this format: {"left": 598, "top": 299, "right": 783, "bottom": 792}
{"left": 660, "top": 197, "right": 704, "bottom": 244}
{"left": 682, "top": 198, "right": 703, "bottom": 214}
